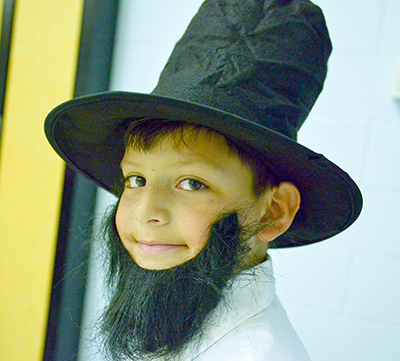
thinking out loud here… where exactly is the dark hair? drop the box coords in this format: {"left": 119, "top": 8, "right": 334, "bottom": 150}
{"left": 124, "top": 118, "right": 278, "bottom": 195}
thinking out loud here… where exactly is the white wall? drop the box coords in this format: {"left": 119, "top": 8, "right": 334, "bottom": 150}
{"left": 79, "top": 0, "right": 400, "bottom": 360}
{"left": 270, "top": 0, "right": 400, "bottom": 360}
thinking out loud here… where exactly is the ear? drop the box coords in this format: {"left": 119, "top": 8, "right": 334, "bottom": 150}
{"left": 256, "top": 182, "right": 301, "bottom": 243}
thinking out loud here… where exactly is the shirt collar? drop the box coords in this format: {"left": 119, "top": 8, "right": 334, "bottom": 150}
{"left": 229, "top": 257, "right": 276, "bottom": 315}
{"left": 188, "top": 258, "right": 276, "bottom": 358}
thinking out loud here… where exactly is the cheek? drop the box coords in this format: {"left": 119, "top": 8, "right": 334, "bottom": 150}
{"left": 178, "top": 206, "right": 218, "bottom": 252}
{"left": 114, "top": 200, "right": 138, "bottom": 259}
{"left": 115, "top": 200, "right": 128, "bottom": 241}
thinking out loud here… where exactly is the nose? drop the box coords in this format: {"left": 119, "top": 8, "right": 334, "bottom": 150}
{"left": 133, "top": 184, "right": 171, "bottom": 225}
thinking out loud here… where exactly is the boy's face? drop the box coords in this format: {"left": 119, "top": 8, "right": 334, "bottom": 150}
{"left": 116, "top": 129, "right": 268, "bottom": 270}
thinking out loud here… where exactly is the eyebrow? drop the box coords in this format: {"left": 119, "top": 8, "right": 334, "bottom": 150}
{"left": 120, "top": 158, "right": 226, "bottom": 173}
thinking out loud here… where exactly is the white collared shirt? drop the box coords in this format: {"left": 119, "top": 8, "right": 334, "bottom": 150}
{"left": 180, "top": 259, "right": 311, "bottom": 361}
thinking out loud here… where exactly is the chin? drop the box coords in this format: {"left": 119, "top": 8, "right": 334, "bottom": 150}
{"left": 132, "top": 255, "right": 192, "bottom": 270}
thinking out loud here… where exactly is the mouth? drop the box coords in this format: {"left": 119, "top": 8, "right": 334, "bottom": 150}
{"left": 137, "top": 240, "right": 187, "bottom": 255}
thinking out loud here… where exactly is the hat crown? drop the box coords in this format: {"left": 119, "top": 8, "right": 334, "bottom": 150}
{"left": 152, "top": 0, "right": 332, "bottom": 140}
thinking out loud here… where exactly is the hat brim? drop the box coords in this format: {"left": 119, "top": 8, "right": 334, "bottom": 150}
{"left": 44, "top": 91, "right": 362, "bottom": 248}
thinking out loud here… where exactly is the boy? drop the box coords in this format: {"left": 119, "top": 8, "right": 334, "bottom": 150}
{"left": 45, "top": 0, "right": 362, "bottom": 360}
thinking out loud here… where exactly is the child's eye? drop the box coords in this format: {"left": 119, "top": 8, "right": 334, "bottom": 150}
{"left": 177, "top": 179, "right": 207, "bottom": 191}
{"left": 125, "top": 175, "right": 146, "bottom": 188}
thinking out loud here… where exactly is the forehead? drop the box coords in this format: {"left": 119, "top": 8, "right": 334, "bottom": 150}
{"left": 121, "top": 128, "right": 253, "bottom": 177}
{"left": 125, "top": 127, "right": 234, "bottom": 160}
{"left": 126, "top": 123, "right": 225, "bottom": 150}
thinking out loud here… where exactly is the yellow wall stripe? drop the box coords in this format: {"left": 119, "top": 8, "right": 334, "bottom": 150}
{"left": 0, "top": 1, "right": 84, "bottom": 360}
{"left": 0, "top": 0, "right": 4, "bottom": 34}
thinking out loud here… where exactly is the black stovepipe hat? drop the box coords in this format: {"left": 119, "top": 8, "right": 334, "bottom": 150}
{"left": 45, "top": 0, "right": 362, "bottom": 248}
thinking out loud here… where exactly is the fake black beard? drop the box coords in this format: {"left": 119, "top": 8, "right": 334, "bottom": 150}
{"left": 98, "top": 203, "right": 250, "bottom": 361}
